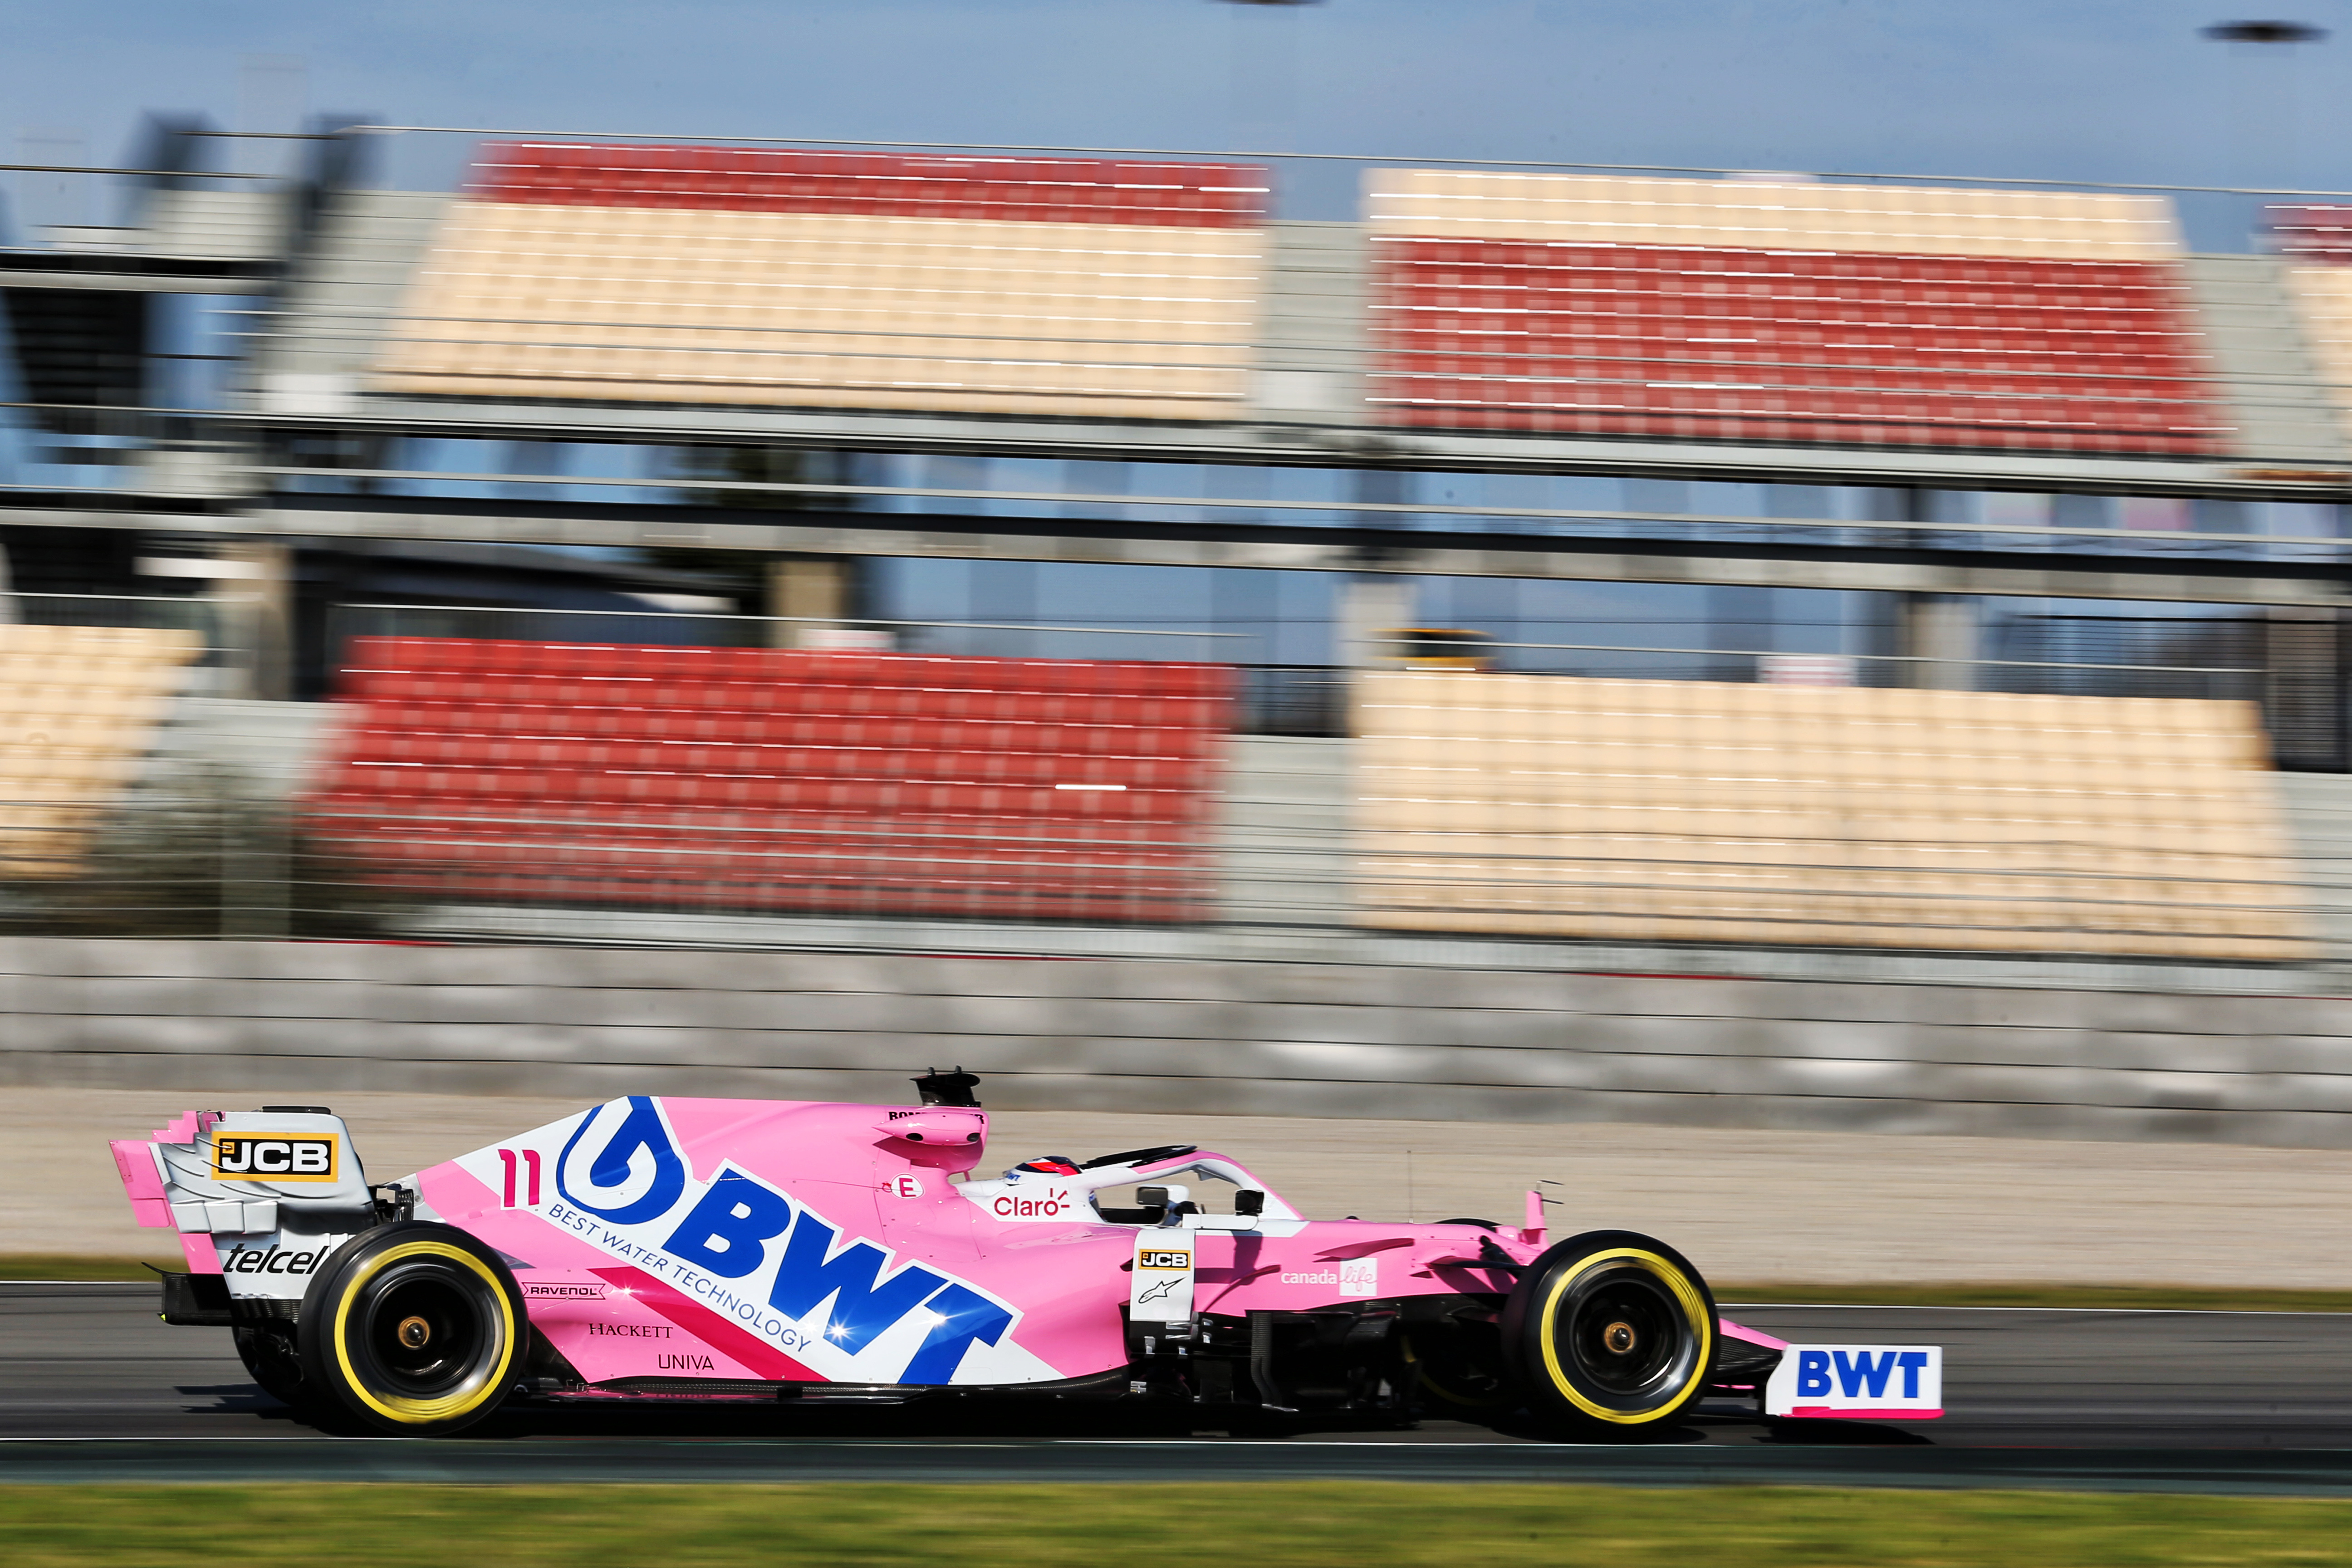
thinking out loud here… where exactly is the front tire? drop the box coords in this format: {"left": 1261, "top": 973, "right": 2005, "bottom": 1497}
{"left": 296, "top": 1222, "right": 524, "bottom": 1437}
{"left": 1500, "top": 1230, "right": 1715, "bottom": 1439}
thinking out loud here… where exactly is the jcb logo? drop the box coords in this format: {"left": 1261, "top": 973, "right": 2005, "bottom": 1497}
{"left": 1138, "top": 1250, "right": 1191, "bottom": 1270}
{"left": 211, "top": 1134, "right": 338, "bottom": 1183}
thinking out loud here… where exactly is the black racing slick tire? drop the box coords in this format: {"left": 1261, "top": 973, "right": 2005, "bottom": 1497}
{"left": 233, "top": 1322, "right": 316, "bottom": 1412}
{"left": 295, "top": 1222, "right": 524, "bottom": 1437}
{"left": 1500, "top": 1230, "right": 1716, "bottom": 1439}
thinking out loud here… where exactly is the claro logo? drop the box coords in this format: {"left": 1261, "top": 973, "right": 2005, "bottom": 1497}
{"left": 991, "top": 1188, "right": 1071, "bottom": 1219}
{"left": 211, "top": 1134, "right": 338, "bottom": 1183}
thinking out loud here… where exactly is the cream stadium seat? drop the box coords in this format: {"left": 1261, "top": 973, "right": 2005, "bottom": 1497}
{"left": 374, "top": 147, "right": 1270, "bottom": 421}
{"left": 0, "top": 625, "right": 201, "bottom": 877}
{"left": 1353, "top": 671, "right": 2310, "bottom": 961}
{"left": 2279, "top": 265, "right": 2352, "bottom": 445}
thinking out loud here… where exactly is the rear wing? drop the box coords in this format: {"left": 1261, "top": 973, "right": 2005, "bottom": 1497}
{"left": 111, "top": 1107, "right": 379, "bottom": 1306}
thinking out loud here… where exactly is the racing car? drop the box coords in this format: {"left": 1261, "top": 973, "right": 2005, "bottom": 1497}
{"left": 108, "top": 1072, "right": 1942, "bottom": 1437}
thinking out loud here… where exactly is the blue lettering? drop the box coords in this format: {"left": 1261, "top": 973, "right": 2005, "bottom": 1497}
{"left": 663, "top": 1171, "right": 794, "bottom": 1279}
{"left": 555, "top": 1097, "right": 685, "bottom": 1225}
{"left": 767, "top": 1211, "right": 944, "bottom": 1354}
{"left": 1795, "top": 1349, "right": 1831, "bottom": 1398}
{"left": 1834, "top": 1350, "right": 1896, "bottom": 1400}
{"left": 899, "top": 1283, "right": 1014, "bottom": 1384}
{"left": 1896, "top": 1350, "right": 1929, "bottom": 1401}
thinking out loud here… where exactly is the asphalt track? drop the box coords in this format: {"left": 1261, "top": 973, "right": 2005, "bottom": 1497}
{"left": 12, "top": 1282, "right": 2352, "bottom": 1493}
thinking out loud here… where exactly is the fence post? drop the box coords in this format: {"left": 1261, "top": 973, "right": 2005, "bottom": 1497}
{"left": 765, "top": 558, "right": 855, "bottom": 650}
{"left": 214, "top": 542, "right": 294, "bottom": 701}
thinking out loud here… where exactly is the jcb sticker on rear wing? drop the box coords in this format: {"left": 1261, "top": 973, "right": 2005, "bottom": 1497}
{"left": 211, "top": 1133, "right": 339, "bottom": 1182}
{"left": 1765, "top": 1344, "right": 1942, "bottom": 1420}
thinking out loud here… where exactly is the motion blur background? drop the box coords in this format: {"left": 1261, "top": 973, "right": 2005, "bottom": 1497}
{"left": 12, "top": 1, "right": 2352, "bottom": 1269}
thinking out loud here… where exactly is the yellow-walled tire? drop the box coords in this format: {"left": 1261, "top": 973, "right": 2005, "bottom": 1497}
{"left": 1499, "top": 1230, "right": 1716, "bottom": 1439}
{"left": 296, "top": 1222, "right": 524, "bottom": 1437}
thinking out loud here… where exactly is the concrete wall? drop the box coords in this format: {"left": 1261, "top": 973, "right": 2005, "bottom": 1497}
{"left": 36, "top": 1085, "right": 2352, "bottom": 1284}
{"left": 6, "top": 938, "right": 2352, "bottom": 1147}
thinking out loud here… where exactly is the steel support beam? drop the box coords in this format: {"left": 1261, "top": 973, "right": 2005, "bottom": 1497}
{"left": 247, "top": 499, "right": 2348, "bottom": 607}
{"left": 265, "top": 397, "right": 2352, "bottom": 500}
{"left": 5, "top": 493, "right": 2347, "bottom": 606}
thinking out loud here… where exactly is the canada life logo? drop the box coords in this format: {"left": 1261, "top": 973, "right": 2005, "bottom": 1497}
{"left": 538, "top": 1097, "right": 1024, "bottom": 1385}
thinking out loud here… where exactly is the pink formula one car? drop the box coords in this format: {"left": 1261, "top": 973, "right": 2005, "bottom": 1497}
{"left": 109, "top": 1073, "right": 1942, "bottom": 1437}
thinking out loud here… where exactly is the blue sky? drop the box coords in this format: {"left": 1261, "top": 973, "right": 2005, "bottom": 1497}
{"left": 10, "top": 1, "right": 2323, "bottom": 642}
{"left": 8, "top": 0, "right": 2352, "bottom": 235}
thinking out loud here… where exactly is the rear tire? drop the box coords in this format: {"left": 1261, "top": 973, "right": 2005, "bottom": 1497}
{"left": 1500, "top": 1230, "right": 1715, "bottom": 1439}
{"left": 296, "top": 1222, "right": 524, "bottom": 1437}
{"left": 233, "top": 1322, "right": 316, "bottom": 1412}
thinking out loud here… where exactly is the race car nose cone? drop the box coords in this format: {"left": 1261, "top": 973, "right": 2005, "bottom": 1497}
{"left": 398, "top": 1315, "right": 432, "bottom": 1349}
{"left": 1603, "top": 1321, "right": 1637, "bottom": 1355}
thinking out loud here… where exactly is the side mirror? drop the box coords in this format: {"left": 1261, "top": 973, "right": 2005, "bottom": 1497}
{"left": 1235, "top": 1189, "right": 1264, "bottom": 1217}
{"left": 1136, "top": 1185, "right": 1170, "bottom": 1211}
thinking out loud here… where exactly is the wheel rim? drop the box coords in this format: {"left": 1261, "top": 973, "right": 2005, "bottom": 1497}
{"left": 358, "top": 1264, "right": 487, "bottom": 1399}
{"left": 1560, "top": 1267, "right": 1682, "bottom": 1398}
{"left": 1537, "top": 1250, "right": 1710, "bottom": 1421}
{"left": 332, "top": 1241, "right": 513, "bottom": 1424}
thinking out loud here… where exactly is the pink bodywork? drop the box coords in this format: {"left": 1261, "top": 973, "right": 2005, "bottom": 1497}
{"left": 400, "top": 1096, "right": 1771, "bottom": 1391}
{"left": 111, "top": 1094, "right": 1786, "bottom": 1396}
{"left": 422, "top": 1097, "right": 1555, "bottom": 1387}
{"left": 112, "top": 1112, "right": 223, "bottom": 1274}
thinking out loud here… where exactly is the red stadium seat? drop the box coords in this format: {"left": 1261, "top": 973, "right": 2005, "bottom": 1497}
{"left": 2269, "top": 203, "right": 2352, "bottom": 265}
{"left": 304, "top": 639, "right": 1229, "bottom": 922}
{"left": 1366, "top": 240, "right": 2222, "bottom": 453}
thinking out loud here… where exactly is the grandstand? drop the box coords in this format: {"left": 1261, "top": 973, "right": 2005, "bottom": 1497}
{"left": 0, "top": 624, "right": 201, "bottom": 876}
{"left": 372, "top": 146, "right": 1271, "bottom": 419}
{"left": 2272, "top": 203, "right": 2352, "bottom": 446}
{"left": 1363, "top": 171, "right": 2222, "bottom": 452}
{"left": 305, "top": 638, "right": 1230, "bottom": 922}
{"left": 1355, "top": 673, "right": 2305, "bottom": 960}
{"left": 4, "top": 123, "right": 2352, "bottom": 978}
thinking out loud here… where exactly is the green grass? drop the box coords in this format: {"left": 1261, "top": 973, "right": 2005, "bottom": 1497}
{"left": 0, "top": 1484, "right": 2349, "bottom": 1566}
{"left": 1717, "top": 1282, "right": 2352, "bottom": 1313}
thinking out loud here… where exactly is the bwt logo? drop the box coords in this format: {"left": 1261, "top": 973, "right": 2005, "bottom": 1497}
{"left": 552, "top": 1096, "right": 1018, "bottom": 1383}
{"left": 211, "top": 1135, "right": 338, "bottom": 1183}
{"left": 1794, "top": 1349, "right": 1931, "bottom": 1402}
